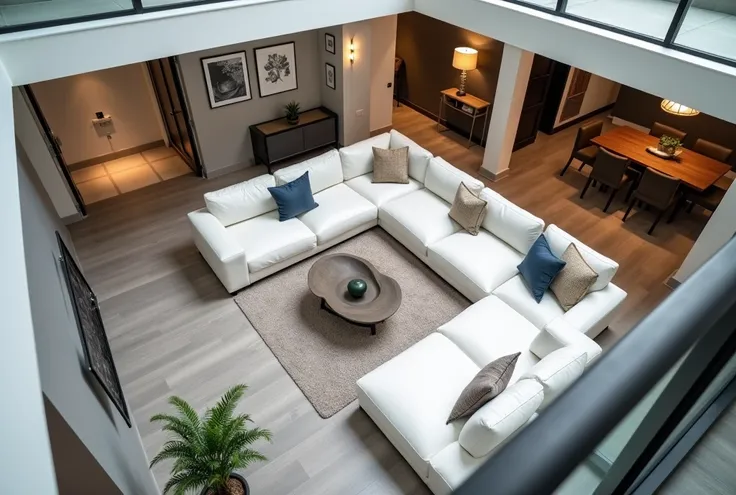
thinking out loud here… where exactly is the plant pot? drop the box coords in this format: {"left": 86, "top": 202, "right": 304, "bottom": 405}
{"left": 200, "top": 473, "right": 249, "bottom": 495}
{"left": 286, "top": 117, "right": 299, "bottom": 125}
{"left": 657, "top": 143, "right": 676, "bottom": 156}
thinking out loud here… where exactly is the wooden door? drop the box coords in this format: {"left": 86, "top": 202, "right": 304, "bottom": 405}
{"left": 514, "top": 55, "right": 555, "bottom": 151}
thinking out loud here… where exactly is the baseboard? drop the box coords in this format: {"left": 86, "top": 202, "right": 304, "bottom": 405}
{"left": 61, "top": 212, "right": 84, "bottom": 225}
{"left": 665, "top": 270, "right": 682, "bottom": 290}
{"left": 398, "top": 98, "right": 486, "bottom": 147}
{"left": 478, "top": 167, "right": 509, "bottom": 182}
{"left": 370, "top": 125, "right": 393, "bottom": 136}
{"left": 68, "top": 140, "right": 165, "bottom": 171}
{"left": 204, "top": 162, "right": 249, "bottom": 179}
{"left": 546, "top": 104, "right": 615, "bottom": 135}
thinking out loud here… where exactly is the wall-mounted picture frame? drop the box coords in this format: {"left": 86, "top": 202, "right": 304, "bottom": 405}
{"left": 56, "top": 232, "right": 131, "bottom": 428}
{"left": 254, "top": 41, "right": 298, "bottom": 98}
{"left": 201, "top": 51, "right": 252, "bottom": 109}
{"left": 325, "top": 33, "right": 336, "bottom": 54}
{"left": 325, "top": 63, "right": 336, "bottom": 90}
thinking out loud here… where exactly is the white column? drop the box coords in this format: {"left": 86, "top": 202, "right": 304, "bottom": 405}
{"left": 674, "top": 181, "right": 736, "bottom": 284}
{"left": 480, "top": 43, "right": 533, "bottom": 181}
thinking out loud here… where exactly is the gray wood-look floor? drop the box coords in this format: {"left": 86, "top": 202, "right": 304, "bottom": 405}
{"left": 68, "top": 107, "right": 710, "bottom": 494}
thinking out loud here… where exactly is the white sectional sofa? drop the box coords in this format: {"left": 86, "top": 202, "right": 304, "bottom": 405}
{"left": 188, "top": 130, "right": 628, "bottom": 493}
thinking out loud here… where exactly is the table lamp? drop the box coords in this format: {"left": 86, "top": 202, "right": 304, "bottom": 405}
{"left": 452, "top": 47, "right": 478, "bottom": 97}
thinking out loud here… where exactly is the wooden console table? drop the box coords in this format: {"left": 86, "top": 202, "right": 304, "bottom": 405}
{"left": 250, "top": 107, "right": 339, "bottom": 174}
{"left": 437, "top": 88, "right": 490, "bottom": 148}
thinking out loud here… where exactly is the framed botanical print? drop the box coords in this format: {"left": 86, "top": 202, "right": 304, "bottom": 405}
{"left": 201, "top": 51, "right": 252, "bottom": 109}
{"left": 254, "top": 42, "right": 298, "bottom": 98}
{"left": 325, "top": 63, "right": 336, "bottom": 90}
{"left": 325, "top": 33, "right": 336, "bottom": 54}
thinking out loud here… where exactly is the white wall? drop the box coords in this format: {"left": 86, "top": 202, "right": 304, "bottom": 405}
{"left": 369, "top": 15, "right": 397, "bottom": 132}
{"left": 178, "top": 30, "right": 322, "bottom": 175}
{"left": 0, "top": 60, "right": 59, "bottom": 495}
{"left": 554, "top": 71, "right": 620, "bottom": 127}
{"left": 31, "top": 63, "right": 163, "bottom": 166}
{"left": 319, "top": 26, "right": 345, "bottom": 144}
{"left": 342, "top": 21, "right": 373, "bottom": 145}
{"left": 17, "top": 148, "right": 159, "bottom": 495}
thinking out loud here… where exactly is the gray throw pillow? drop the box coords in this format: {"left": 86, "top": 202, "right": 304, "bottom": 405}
{"left": 550, "top": 243, "right": 599, "bottom": 311}
{"left": 447, "top": 352, "right": 520, "bottom": 423}
{"left": 449, "top": 183, "right": 488, "bottom": 236}
{"left": 372, "top": 146, "right": 410, "bottom": 184}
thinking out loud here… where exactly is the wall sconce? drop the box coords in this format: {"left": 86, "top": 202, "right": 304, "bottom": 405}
{"left": 349, "top": 38, "right": 355, "bottom": 64}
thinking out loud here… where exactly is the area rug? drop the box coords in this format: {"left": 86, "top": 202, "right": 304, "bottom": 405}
{"left": 234, "top": 228, "right": 470, "bottom": 418}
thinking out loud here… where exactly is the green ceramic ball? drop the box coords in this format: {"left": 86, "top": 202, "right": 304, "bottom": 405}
{"left": 347, "top": 279, "right": 368, "bottom": 298}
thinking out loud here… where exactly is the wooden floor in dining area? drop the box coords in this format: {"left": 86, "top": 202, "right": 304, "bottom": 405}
{"left": 68, "top": 105, "right": 709, "bottom": 495}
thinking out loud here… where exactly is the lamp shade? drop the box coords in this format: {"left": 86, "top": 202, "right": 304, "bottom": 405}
{"left": 661, "top": 99, "right": 700, "bottom": 117}
{"left": 452, "top": 47, "right": 478, "bottom": 71}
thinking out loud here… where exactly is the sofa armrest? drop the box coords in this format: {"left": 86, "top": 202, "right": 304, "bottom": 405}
{"left": 188, "top": 209, "right": 249, "bottom": 292}
{"left": 531, "top": 318, "right": 602, "bottom": 365}
{"left": 562, "top": 283, "right": 628, "bottom": 339}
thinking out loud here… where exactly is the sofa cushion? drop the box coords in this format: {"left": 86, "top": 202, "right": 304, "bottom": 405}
{"left": 458, "top": 379, "right": 544, "bottom": 458}
{"left": 389, "top": 129, "right": 433, "bottom": 183}
{"left": 493, "top": 274, "right": 565, "bottom": 330}
{"left": 268, "top": 172, "right": 319, "bottom": 221}
{"left": 297, "top": 184, "right": 377, "bottom": 244}
{"left": 480, "top": 188, "right": 544, "bottom": 254}
{"left": 449, "top": 183, "right": 487, "bottom": 236}
{"left": 373, "top": 146, "right": 409, "bottom": 183}
{"left": 339, "top": 133, "right": 391, "bottom": 180}
{"left": 517, "top": 235, "right": 566, "bottom": 303}
{"left": 226, "top": 211, "right": 316, "bottom": 273}
{"left": 424, "top": 157, "right": 484, "bottom": 204}
{"left": 531, "top": 318, "right": 602, "bottom": 365}
{"left": 544, "top": 224, "right": 618, "bottom": 292}
{"left": 438, "top": 296, "right": 541, "bottom": 382}
{"left": 356, "top": 333, "right": 480, "bottom": 478}
{"left": 204, "top": 174, "right": 276, "bottom": 227}
{"left": 428, "top": 442, "right": 487, "bottom": 495}
{"left": 447, "top": 352, "right": 520, "bottom": 423}
{"left": 273, "top": 148, "right": 343, "bottom": 194}
{"left": 521, "top": 347, "right": 586, "bottom": 409}
{"left": 550, "top": 243, "right": 599, "bottom": 311}
{"left": 428, "top": 231, "right": 523, "bottom": 301}
{"left": 344, "top": 173, "right": 423, "bottom": 207}
{"left": 379, "top": 189, "right": 461, "bottom": 258}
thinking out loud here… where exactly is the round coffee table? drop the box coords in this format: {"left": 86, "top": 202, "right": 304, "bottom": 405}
{"left": 307, "top": 254, "right": 402, "bottom": 335}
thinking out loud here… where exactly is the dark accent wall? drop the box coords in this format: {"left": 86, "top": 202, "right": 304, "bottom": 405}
{"left": 613, "top": 85, "right": 736, "bottom": 169}
{"left": 396, "top": 12, "right": 503, "bottom": 142}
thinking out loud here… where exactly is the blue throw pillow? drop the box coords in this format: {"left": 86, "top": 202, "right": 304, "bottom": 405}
{"left": 517, "top": 235, "right": 566, "bottom": 303}
{"left": 268, "top": 171, "right": 319, "bottom": 221}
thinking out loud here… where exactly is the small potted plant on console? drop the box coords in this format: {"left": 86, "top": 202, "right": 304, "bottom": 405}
{"left": 285, "top": 100, "right": 301, "bottom": 125}
{"left": 150, "top": 384, "right": 271, "bottom": 495}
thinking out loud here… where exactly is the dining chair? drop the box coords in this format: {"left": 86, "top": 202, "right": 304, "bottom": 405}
{"left": 649, "top": 122, "right": 687, "bottom": 142}
{"left": 623, "top": 168, "right": 681, "bottom": 235}
{"left": 580, "top": 148, "right": 638, "bottom": 212}
{"left": 693, "top": 138, "right": 733, "bottom": 163}
{"left": 559, "top": 120, "right": 603, "bottom": 176}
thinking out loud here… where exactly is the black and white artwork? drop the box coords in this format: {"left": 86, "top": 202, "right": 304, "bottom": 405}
{"left": 57, "top": 232, "right": 131, "bottom": 428}
{"left": 201, "top": 51, "right": 252, "bottom": 109}
{"left": 254, "top": 42, "right": 298, "bottom": 98}
{"left": 325, "top": 63, "right": 336, "bottom": 90}
{"left": 325, "top": 33, "right": 336, "bottom": 54}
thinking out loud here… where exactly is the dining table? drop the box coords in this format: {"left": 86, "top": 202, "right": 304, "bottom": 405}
{"left": 591, "top": 126, "right": 731, "bottom": 192}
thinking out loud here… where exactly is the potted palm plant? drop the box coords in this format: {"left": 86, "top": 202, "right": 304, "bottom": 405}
{"left": 150, "top": 384, "right": 272, "bottom": 495}
{"left": 285, "top": 100, "right": 300, "bottom": 125}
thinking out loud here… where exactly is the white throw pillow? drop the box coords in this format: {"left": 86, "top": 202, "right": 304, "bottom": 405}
{"left": 544, "top": 224, "right": 618, "bottom": 292}
{"left": 458, "top": 379, "right": 543, "bottom": 458}
{"left": 339, "top": 133, "right": 391, "bottom": 180}
{"left": 389, "top": 129, "right": 433, "bottom": 183}
{"left": 480, "top": 188, "right": 544, "bottom": 254}
{"left": 274, "top": 149, "right": 344, "bottom": 194}
{"left": 424, "top": 157, "right": 484, "bottom": 204}
{"left": 521, "top": 346, "right": 586, "bottom": 409}
{"left": 204, "top": 174, "right": 276, "bottom": 227}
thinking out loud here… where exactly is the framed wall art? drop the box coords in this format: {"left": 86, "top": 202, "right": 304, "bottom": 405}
{"left": 325, "top": 33, "right": 336, "bottom": 54}
{"left": 254, "top": 41, "right": 298, "bottom": 98}
{"left": 201, "top": 51, "right": 252, "bottom": 109}
{"left": 325, "top": 63, "right": 336, "bottom": 90}
{"left": 57, "top": 232, "right": 131, "bottom": 428}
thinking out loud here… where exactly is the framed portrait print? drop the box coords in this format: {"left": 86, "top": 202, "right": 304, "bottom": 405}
{"left": 254, "top": 42, "right": 298, "bottom": 98}
{"left": 325, "top": 33, "right": 336, "bottom": 54}
{"left": 325, "top": 63, "right": 336, "bottom": 90}
{"left": 201, "top": 51, "right": 252, "bottom": 109}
